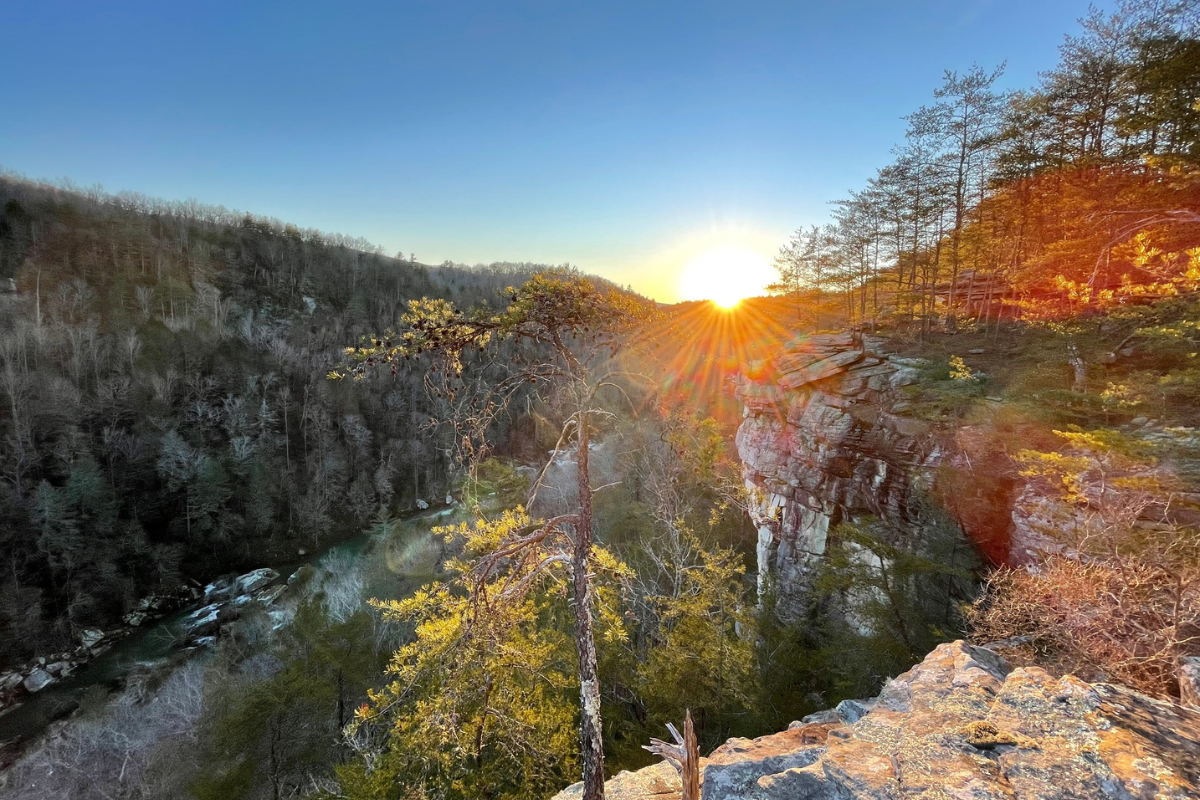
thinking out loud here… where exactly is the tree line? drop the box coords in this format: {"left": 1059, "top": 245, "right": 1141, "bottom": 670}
{"left": 771, "top": 0, "right": 1200, "bottom": 334}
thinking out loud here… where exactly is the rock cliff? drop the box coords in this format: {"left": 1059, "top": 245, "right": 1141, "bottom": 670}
{"left": 735, "top": 332, "right": 940, "bottom": 618}
{"left": 550, "top": 640, "right": 1200, "bottom": 799}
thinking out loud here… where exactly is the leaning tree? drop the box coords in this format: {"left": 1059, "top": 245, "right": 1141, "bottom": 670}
{"left": 333, "top": 270, "right": 651, "bottom": 800}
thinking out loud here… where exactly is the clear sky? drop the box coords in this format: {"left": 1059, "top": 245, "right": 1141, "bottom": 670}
{"left": 2, "top": 0, "right": 1102, "bottom": 302}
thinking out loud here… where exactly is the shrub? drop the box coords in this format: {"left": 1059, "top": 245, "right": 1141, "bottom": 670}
{"left": 968, "top": 557, "right": 1200, "bottom": 699}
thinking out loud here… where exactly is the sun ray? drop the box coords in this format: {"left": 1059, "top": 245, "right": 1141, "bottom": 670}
{"left": 637, "top": 298, "right": 798, "bottom": 424}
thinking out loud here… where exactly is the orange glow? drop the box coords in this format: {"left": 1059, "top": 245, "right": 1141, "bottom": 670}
{"left": 638, "top": 297, "right": 797, "bottom": 426}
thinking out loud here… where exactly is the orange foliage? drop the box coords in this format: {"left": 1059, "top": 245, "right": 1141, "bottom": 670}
{"left": 968, "top": 164, "right": 1200, "bottom": 320}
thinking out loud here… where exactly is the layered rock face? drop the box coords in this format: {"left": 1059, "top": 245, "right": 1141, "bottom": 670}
{"left": 550, "top": 641, "right": 1200, "bottom": 800}
{"left": 735, "top": 333, "right": 937, "bottom": 617}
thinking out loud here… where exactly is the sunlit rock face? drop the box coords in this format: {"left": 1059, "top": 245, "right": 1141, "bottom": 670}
{"left": 549, "top": 641, "right": 1200, "bottom": 800}
{"left": 735, "top": 332, "right": 939, "bottom": 620}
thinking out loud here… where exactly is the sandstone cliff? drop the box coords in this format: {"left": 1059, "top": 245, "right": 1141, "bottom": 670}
{"left": 735, "top": 332, "right": 942, "bottom": 618}
{"left": 550, "top": 640, "right": 1200, "bottom": 800}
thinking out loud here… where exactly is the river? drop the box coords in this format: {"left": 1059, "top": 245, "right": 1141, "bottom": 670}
{"left": 0, "top": 506, "right": 454, "bottom": 756}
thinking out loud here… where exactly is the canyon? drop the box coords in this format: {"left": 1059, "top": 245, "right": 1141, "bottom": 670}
{"left": 549, "top": 331, "right": 1200, "bottom": 799}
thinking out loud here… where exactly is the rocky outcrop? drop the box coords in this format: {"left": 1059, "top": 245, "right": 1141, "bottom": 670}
{"left": 736, "top": 332, "right": 938, "bottom": 618}
{"left": 550, "top": 641, "right": 1200, "bottom": 800}
{"left": 1007, "top": 421, "right": 1200, "bottom": 566}
{"left": 183, "top": 568, "right": 284, "bottom": 645}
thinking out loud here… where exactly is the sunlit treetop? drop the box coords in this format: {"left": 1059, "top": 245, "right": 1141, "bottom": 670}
{"left": 329, "top": 270, "right": 652, "bottom": 383}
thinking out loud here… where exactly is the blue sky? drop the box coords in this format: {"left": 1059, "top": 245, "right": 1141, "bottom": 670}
{"left": 3, "top": 0, "right": 1100, "bottom": 301}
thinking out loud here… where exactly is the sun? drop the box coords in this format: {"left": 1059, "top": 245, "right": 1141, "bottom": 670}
{"left": 678, "top": 246, "right": 773, "bottom": 308}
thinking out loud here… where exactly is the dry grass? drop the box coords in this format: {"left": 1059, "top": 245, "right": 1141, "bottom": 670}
{"left": 968, "top": 556, "right": 1200, "bottom": 699}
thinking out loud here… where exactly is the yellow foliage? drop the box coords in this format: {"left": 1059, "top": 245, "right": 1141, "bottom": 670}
{"left": 948, "top": 355, "right": 977, "bottom": 382}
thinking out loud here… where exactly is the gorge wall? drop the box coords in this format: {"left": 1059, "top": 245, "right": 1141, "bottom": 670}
{"left": 735, "top": 332, "right": 944, "bottom": 618}
{"left": 734, "top": 330, "right": 1200, "bottom": 621}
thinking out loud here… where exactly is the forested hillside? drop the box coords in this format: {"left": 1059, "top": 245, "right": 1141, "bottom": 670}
{"left": 0, "top": 175, "right": 544, "bottom": 664}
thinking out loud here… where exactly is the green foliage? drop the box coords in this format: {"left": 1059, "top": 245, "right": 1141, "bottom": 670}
{"left": 752, "top": 509, "right": 979, "bottom": 728}
{"left": 332, "top": 270, "right": 649, "bottom": 384}
{"left": 457, "top": 457, "right": 530, "bottom": 513}
{"left": 192, "top": 598, "right": 386, "bottom": 800}
{"left": 342, "top": 509, "right": 587, "bottom": 800}
{"left": 633, "top": 535, "right": 756, "bottom": 752}
{"left": 815, "top": 516, "right": 977, "bottom": 657}
{"left": 947, "top": 355, "right": 977, "bottom": 382}
{"left": 899, "top": 357, "right": 988, "bottom": 420}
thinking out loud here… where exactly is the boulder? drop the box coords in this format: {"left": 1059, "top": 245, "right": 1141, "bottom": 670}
{"left": 203, "top": 578, "right": 234, "bottom": 602}
{"left": 234, "top": 567, "right": 279, "bottom": 595}
{"left": 551, "top": 641, "right": 1200, "bottom": 800}
{"left": 792, "top": 698, "right": 873, "bottom": 728}
{"left": 701, "top": 726, "right": 829, "bottom": 800}
{"left": 776, "top": 349, "right": 865, "bottom": 390}
{"left": 23, "top": 669, "right": 54, "bottom": 693}
{"left": 254, "top": 584, "right": 287, "bottom": 606}
{"left": 184, "top": 603, "right": 222, "bottom": 637}
{"left": 833, "top": 698, "right": 872, "bottom": 724}
{"left": 45, "top": 661, "right": 71, "bottom": 676}
{"left": 792, "top": 709, "right": 839, "bottom": 726}
{"left": 123, "top": 610, "right": 149, "bottom": 627}
{"left": 79, "top": 628, "right": 105, "bottom": 649}
{"left": 416, "top": 498, "right": 430, "bottom": 510}
{"left": 551, "top": 761, "right": 680, "bottom": 800}
{"left": 0, "top": 672, "right": 24, "bottom": 693}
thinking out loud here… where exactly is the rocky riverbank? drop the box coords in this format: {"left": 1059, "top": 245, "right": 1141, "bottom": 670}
{"left": 0, "top": 585, "right": 199, "bottom": 714}
{"left": 0, "top": 567, "right": 288, "bottom": 755}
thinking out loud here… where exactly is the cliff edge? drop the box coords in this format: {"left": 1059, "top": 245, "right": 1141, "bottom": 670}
{"left": 550, "top": 640, "right": 1200, "bottom": 800}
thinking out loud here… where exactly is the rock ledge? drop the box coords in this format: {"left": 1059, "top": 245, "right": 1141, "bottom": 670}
{"left": 550, "top": 640, "right": 1200, "bottom": 799}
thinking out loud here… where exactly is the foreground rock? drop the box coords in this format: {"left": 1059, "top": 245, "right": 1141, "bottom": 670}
{"left": 550, "top": 641, "right": 1200, "bottom": 800}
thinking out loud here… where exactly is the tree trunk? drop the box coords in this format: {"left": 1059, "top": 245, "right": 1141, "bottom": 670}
{"left": 573, "top": 411, "right": 606, "bottom": 800}
{"left": 643, "top": 710, "right": 701, "bottom": 800}
{"left": 337, "top": 668, "right": 345, "bottom": 730}
{"left": 1068, "top": 343, "right": 1088, "bottom": 393}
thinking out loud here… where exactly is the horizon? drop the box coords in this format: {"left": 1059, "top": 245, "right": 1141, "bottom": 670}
{"left": 3, "top": 0, "right": 1103, "bottom": 303}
